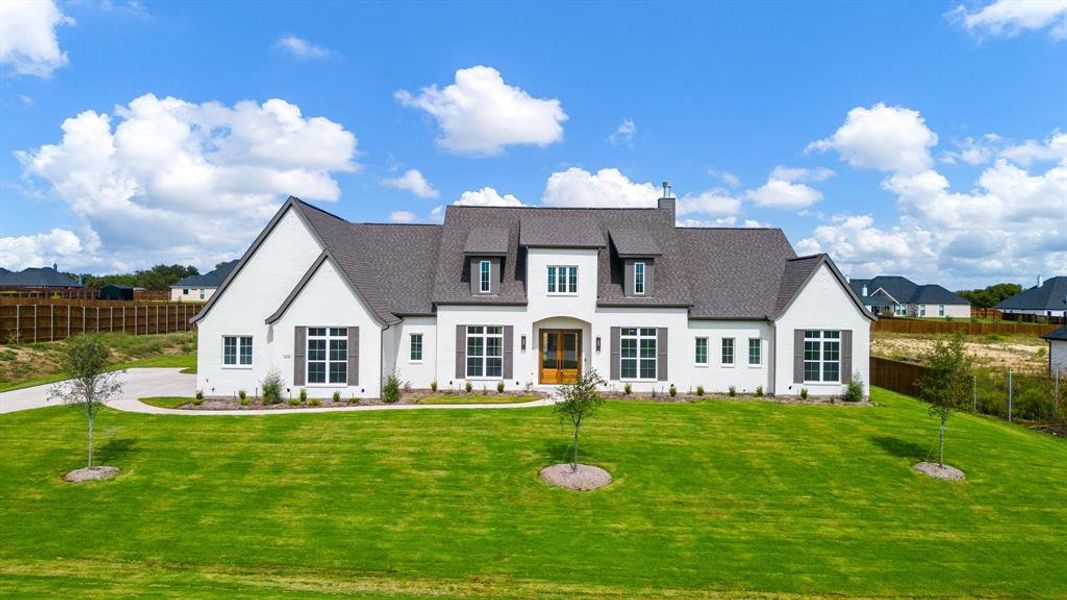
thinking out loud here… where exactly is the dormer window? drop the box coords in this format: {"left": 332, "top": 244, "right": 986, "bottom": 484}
{"left": 547, "top": 266, "right": 578, "bottom": 294}
{"left": 478, "top": 260, "right": 491, "bottom": 293}
{"left": 634, "top": 262, "right": 646, "bottom": 295}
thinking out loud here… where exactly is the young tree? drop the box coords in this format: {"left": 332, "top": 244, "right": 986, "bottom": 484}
{"left": 918, "top": 333, "right": 972, "bottom": 467}
{"left": 48, "top": 335, "right": 123, "bottom": 468}
{"left": 554, "top": 370, "right": 606, "bottom": 472}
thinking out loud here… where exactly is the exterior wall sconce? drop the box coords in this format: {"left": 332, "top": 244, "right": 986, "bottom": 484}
{"left": 595, "top": 336, "right": 602, "bottom": 352}
{"left": 520, "top": 334, "right": 527, "bottom": 351}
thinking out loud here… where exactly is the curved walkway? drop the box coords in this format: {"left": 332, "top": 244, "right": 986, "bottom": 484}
{"left": 0, "top": 368, "right": 556, "bottom": 416}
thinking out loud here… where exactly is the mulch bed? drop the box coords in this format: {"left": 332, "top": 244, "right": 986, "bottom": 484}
{"left": 913, "top": 462, "right": 966, "bottom": 481}
{"left": 172, "top": 389, "right": 545, "bottom": 410}
{"left": 64, "top": 466, "right": 119, "bottom": 483}
{"left": 603, "top": 392, "right": 874, "bottom": 406}
{"left": 539, "top": 463, "right": 612, "bottom": 491}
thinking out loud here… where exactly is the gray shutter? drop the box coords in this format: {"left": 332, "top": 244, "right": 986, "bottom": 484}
{"left": 469, "top": 259, "right": 478, "bottom": 296}
{"left": 841, "top": 330, "right": 852, "bottom": 383}
{"left": 610, "top": 327, "right": 620, "bottom": 380}
{"left": 293, "top": 326, "right": 306, "bottom": 385}
{"left": 455, "top": 325, "right": 466, "bottom": 379}
{"left": 503, "top": 326, "right": 513, "bottom": 379}
{"left": 490, "top": 258, "right": 499, "bottom": 295}
{"left": 347, "top": 326, "right": 359, "bottom": 385}
{"left": 646, "top": 261, "right": 655, "bottom": 296}
{"left": 793, "top": 329, "right": 804, "bottom": 384}
{"left": 657, "top": 328, "right": 668, "bottom": 381}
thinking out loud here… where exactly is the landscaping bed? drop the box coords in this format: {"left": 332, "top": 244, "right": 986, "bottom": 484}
{"left": 143, "top": 388, "right": 547, "bottom": 410}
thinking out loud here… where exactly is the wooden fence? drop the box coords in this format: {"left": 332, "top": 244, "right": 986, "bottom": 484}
{"left": 0, "top": 288, "right": 172, "bottom": 302}
{"left": 870, "top": 356, "right": 929, "bottom": 398}
{"left": 872, "top": 317, "right": 1057, "bottom": 337}
{"left": 0, "top": 301, "right": 199, "bottom": 343}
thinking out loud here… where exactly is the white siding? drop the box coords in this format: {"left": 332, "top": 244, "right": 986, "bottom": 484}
{"left": 1050, "top": 340, "right": 1067, "bottom": 377}
{"left": 685, "top": 320, "right": 774, "bottom": 394}
{"left": 170, "top": 287, "right": 216, "bottom": 302}
{"left": 389, "top": 317, "right": 438, "bottom": 387}
{"left": 773, "top": 264, "right": 872, "bottom": 397}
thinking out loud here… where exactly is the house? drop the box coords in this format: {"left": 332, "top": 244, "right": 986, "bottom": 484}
{"left": 996, "top": 276, "right": 1067, "bottom": 318}
{"left": 848, "top": 276, "right": 970, "bottom": 318}
{"left": 0, "top": 265, "right": 81, "bottom": 289}
{"left": 1044, "top": 325, "right": 1067, "bottom": 377}
{"left": 191, "top": 196, "right": 874, "bottom": 400}
{"left": 170, "top": 260, "right": 238, "bottom": 302}
{"left": 98, "top": 284, "right": 134, "bottom": 301}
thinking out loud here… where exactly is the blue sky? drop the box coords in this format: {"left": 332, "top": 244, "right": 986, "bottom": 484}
{"left": 1, "top": 0, "right": 1064, "bottom": 289}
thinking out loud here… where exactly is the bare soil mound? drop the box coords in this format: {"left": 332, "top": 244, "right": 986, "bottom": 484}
{"left": 539, "top": 463, "right": 612, "bottom": 491}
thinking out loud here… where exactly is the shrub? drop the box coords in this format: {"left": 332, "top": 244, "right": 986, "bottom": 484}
{"left": 800, "top": 387, "right": 809, "bottom": 400}
{"left": 332, "top": 390, "right": 341, "bottom": 403}
{"left": 843, "top": 373, "right": 864, "bottom": 402}
{"left": 195, "top": 390, "right": 204, "bottom": 401}
{"left": 624, "top": 383, "right": 632, "bottom": 395}
{"left": 465, "top": 381, "right": 473, "bottom": 393}
{"left": 669, "top": 384, "right": 677, "bottom": 397}
{"left": 261, "top": 368, "right": 284, "bottom": 405}
{"left": 288, "top": 397, "right": 301, "bottom": 406}
{"left": 430, "top": 380, "right": 438, "bottom": 392}
{"left": 309, "top": 398, "right": 322, "bottom": 407}
{"left": 192, "top": 395, "right": 204, "bottom": 406}
{"left": 696, "top": 385, "right": 704, "bottom": 396}
{"left": 755, "top": 385, "right": 764, "bottom": 397}
{"left": 728, "top": 386, "right": 736, "bottom": 397}
{"left": 238, "top": 389, "right": 246, "bottom": 401}
{"left": 497, "top": 381, "right": 505, "bottom": 394}
{"left": 299, "top": 388, "right": 308, "bottom": 404}
{"left": 239, "top": 395, "right": 250, "bottom": 407}
{"left": 383, "top": 373, "right": 402, "bottom": 404}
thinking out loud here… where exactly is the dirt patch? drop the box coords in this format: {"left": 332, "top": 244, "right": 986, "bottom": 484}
{"left": 540, "top": 464, "right": 612, "bottom": 491}
{"left": 64, "top": 466, "right": 119, "bottom": 483}
{"left": 913, "top": 462, "right": 965, "bottom": 481}
{"left": 872, "top": 333, "right": 1045, "bottom": 374}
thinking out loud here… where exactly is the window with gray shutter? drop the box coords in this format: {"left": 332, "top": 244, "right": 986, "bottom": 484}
{"left": 657, "top": 328, "right": 668, "bottom": 381}
{"left": 294, "top": 326, "right": 306, "bottom": 385}
{"left": 347, "top": 327, "right": 359, "bottom": 385}
{"left": 793, "top": 329, "right": 804, "bottom": 384}
{"left": 503, "top": 326, "right": 514, "bottom": 379}
{"left": 609, "top": 327, "right": 621, "bottom": 380}
{"left": 841, "top": 330, "right": 852, "bottom": 383}
{"left": 455, "top": 324, "right": 465, "bottom": 379}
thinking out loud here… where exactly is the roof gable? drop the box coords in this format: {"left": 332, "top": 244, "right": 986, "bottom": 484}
{"left": 775, "top": 255, "right": 875, "bottom": 321}
{"left": 997, "top": 277, "right": 1067, "bottom": 311}
{"left": 0, "top": 266, "right": 82, "bottom": 288}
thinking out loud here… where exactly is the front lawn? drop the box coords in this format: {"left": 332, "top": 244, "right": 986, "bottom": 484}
{"left": 0, "top": 388, "right": 1064, "bottom": 598}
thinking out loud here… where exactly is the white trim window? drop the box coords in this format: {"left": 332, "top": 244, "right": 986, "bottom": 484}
{"left": 478, "top": 260, "right": 491, "bottom": 293}
{"left": 694, "top": 337, "right": 708, "bottom": 366}
{"left": 919, "top": 304, "right": 927, "bottom": 317}
{"left": 634, "top": 262, "right": 646, "bottom": 295}
{"left": 307, "top": 327, "right": 347, "bottom": 385}
{"left": 938, "top": 304, "right": 945, "bottom": 317}
{"left": 721, "top": 338, "right": 735, "bottom": 365}
{"left": 620, "top": 327, "right": 657, "bottom": 379}
{"left": 803, "top": 330, "right": 841, "bottom": 383}
{"left": 410, "top": 333, "right": 423, "bottom": 362}
{"left": 748, "top": 338, "right": 761, "bottom": 366}
{"left": 466, "top": 326, "right": 503, "bottom": 378}
{"left": 547, "top": 266, "right": 578, "bottom": 294}
{"left": 893, "top": 304, "right": 906, "bottom": 316}
{"left": 222, "top": 336, "right": 253, "bottom": 367}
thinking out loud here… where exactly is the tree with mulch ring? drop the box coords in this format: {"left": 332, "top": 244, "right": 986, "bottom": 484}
{"left": 542, "top": 369, "right": 612, "bottom": 491}
{"left": 48, "top": 334, "right": 124, "bottom": 483}
{"left": 915, "top": 332, "right": 971, "bottom": 481}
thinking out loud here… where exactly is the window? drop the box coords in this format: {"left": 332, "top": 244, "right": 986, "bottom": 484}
{"left": 938, "top": 304, "right": 945, "bottom": 317}
{"left": 307, "top": 327, "right": 347, "bottom": 385}
{"left": 894, "top": 304, "right": 905, "bottom": 316}
{"left": 183, "top": 288, "right": 189, "bottom": 295}
{"left": 410, "top": 333, "right": 423, "bottom": 362}
{"left": 547, "top": 265, "right": 578, "bottom": 294}
{"left": 721, "top": 338, "right": 735, "bottom": 365}
{"left": 466, "top": 326, "right": 503, "bottom": 378}
{"left": 620, "top": 327, "right": 657, "bottom": 379}
{"left": 634, "top": 262, "right": 646, "bottom": 295}
{"left": 803, "top": 330, "right": 840, "bottom": 383}
{"left": 478, "top": 260, "right": 491, "bottom": 293}
{"left": 223, "top": 336, "right": 253, "bottom": 367}
{"left": 695, "top": 337, "right": 708, "bottom": 365}
{"left": 748, "top": 338, "right": 761, "bottom": 366}
{"left": 199, "top": 289, "right": 206, "bottom": 300}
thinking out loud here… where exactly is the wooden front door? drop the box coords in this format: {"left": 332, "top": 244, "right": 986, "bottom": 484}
{"left": 540, "top": 329, "right": 581, "bottom": 384}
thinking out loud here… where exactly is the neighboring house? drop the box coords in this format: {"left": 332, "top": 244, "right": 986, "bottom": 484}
{"left": 0, "top": 264, "right": 81, "bottom": 288}
{"left": 849, "top": 276, "right": 970, "bottom": 318}
{"left": 1044, "top": 325, "right": 1067, "bottom": 377}
{"left": 99, "top": 284, "right": 134, "bottom": 301}
{"left": 996, "top": 276, "right": 1067, "bottom": 318}
{"left": 170, "top": 260, "right": 238, "bottom": 302}
{"left": 191, "top": 196, "right": 874, "bottom": 400}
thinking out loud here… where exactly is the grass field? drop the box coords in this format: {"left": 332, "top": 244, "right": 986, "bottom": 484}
{"left": 0, "top": 388, "right": 1064, "bottom": 598}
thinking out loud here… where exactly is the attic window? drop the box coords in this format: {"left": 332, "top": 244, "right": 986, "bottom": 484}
{"left": 478, "top": 260, "right": 491, "bottom": 293}
{"left": 634, "top": 262, "right": 646, "bottom": 295}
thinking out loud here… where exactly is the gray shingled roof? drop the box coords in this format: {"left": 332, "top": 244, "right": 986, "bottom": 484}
{"left": 0, "top": 266, "right": 81, "bottom": 288}
{"left": 1043, "top": 324, "right": 1067, "bottom": 341}
{"left": 850, "top": 276, "right": 969, "bottom": 306}
{"left": 172, "top": 260, "right": 238, "bottom": 288}
{"left": 519, "top": 213, "right": 606, "bottom": 248}
{"left": 997, "top": 277, "right": 1067, "bottom": 311}
{"left": 463, "top": 227, "right": 509, "bottom": 256}
{"left": 610, "top": 229, "right": 662, "bottom": 257}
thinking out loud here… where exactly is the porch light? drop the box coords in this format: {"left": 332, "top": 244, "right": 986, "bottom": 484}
{"left": 595, "top": 336, "right": 602, "bottom": 352}
{"left": 520, "top": 335, "right": 527, "bottom": 351}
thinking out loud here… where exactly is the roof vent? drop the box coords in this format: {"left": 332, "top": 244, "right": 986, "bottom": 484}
{"left": 1038, "top": 275, "right": 1044, "bottom": 288}
{"left": 658, "top": 181, "right": 675, "bottom": 217}
{"left": 862, "top": 285, "right": 868, "bottom": 297}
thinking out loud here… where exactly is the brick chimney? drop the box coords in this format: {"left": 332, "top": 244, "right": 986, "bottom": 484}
{"left": 658, "top": 181, "right": 675, "bottom": 220}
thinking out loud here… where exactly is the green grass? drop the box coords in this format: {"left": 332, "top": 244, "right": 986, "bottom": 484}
{"left": 138, "top": 396, "right": 196, "bottom": 409}
{"left": 416, "top": 393, "right": 541, "bottom": 405}
{"left": 0, "top": 388, "right": 1064, "bottom": 598}
{"left": 0, "top": 353, "right": 195, "bottom": 393}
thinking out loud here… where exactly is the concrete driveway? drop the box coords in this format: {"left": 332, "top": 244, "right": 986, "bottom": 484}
{"left": 0, "top": 368, "right": 555, "bottom": 416}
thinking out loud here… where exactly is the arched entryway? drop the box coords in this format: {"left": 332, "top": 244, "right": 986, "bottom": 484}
{"left": 533, "top": 317, "right": 591, "bottom": 385}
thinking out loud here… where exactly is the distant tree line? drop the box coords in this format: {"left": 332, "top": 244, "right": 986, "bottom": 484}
{"left": 955, "top": 283, "right": 1023, "bottom": 309}
{"left": 74, "top": 264, "right": 201, "bottom": 291}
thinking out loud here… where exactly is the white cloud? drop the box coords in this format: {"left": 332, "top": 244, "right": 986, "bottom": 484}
{"left": 952, "top": 0, "right": 1067, "bottom": 40}
{"left": 542, "top": 167, "right": 659, "bottom": 208}
{"left": 455, "top": 186, "right": 524, "bottom": 207}
{"left": 388, "top": 210, "right": 417, "bottom": 224}
{"left": 745, "top": 177, "right": 823, "bottom": 209}
{"left": 940, "top": 134, "right": 1002, "bottom": 165}
{"left": 708, "top": 168, "right": 741, "bottom": 188}
{"left": 0, "top": 0, "right": 73, "bottom": 78}
{"left": 608, "top": 119, "right": 636, "bottom": 146}
{"left": 395, "top": 65, "right": 567, "bottom": 155}
{"left": 677, "top": 217, "right": 764, "bottom": 228}
{"left": 0, "top": 228, "right": 86, "bottom": 271}
{"left": 15, "top": 93, "right": 358, "bottom": 271}
{"left": 999, "top": 131, "right": 1067, "bottom": 165}
{"left": 768, "top": 165, "right": 836, "bottom": 183}
{"left": 806, "top": 103, "right": 938, "bottom": 174}
{"left": 274, "top": 35, "right": 332, "bottom": 60}
{"left": 676, "top": 189, "right": 741, "bottom": 217}
{"left": 381, "top": 169, "right": 439, "bottom": 198}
